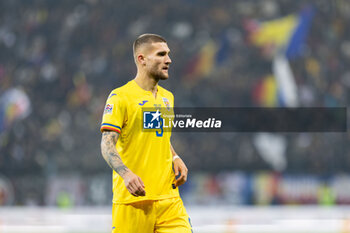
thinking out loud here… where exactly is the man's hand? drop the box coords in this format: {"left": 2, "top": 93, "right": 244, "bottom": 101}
{"left": 173, "top": 157, "right": 188, "bottom": 187}
{"left": 122, "top": 170, "right": 146, "bottom": 197}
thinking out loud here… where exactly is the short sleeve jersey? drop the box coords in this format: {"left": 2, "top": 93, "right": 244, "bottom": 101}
{"left": 101, "top": 80, "right": 179, "bottom": 204}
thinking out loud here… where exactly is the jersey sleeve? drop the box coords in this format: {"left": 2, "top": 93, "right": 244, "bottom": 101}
{"left": 100, "top": 92, "right": 126, "bottom": 134}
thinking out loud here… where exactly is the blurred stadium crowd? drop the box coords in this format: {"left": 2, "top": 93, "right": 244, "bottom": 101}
{"left": 0, "top": 0, "right": 349, "bottom": 206}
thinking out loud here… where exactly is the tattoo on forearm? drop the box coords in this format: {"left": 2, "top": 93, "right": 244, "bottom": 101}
{"left": 101, "top": 131, "right": 129, "bottom": 177}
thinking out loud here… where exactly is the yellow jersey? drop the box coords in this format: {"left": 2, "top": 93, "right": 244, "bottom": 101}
{"left": 100, "top": 80, "right": 179, "bottom": 204}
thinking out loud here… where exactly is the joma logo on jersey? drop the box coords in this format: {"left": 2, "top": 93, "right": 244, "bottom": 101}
{"left": 143, "top": 110, "right": 162, "bottom": 129}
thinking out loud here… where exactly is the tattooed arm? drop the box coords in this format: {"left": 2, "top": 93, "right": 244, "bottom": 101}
{"left": 101, "top": 131, "right": 145, "bottom": 196}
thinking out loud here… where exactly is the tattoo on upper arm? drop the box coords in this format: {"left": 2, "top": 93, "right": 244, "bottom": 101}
{"left": 101, "top": 131, "right": 129, "bottom": 176}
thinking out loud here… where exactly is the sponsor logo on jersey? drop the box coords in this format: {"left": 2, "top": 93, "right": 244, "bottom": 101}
{"left": 104, "top": 104, "right": 113, "bottom": 114}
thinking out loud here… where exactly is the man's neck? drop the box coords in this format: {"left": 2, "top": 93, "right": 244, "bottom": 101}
{"left": 134, "top": 74, "right": 159, "bottom": 97}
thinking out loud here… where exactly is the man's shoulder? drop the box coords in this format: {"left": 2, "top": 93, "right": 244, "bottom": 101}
{"left": 109, "top": 81, "right": 133, "bottom": 96}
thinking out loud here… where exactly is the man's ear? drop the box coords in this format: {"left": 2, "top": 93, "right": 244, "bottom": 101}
{"left": 137, "top": 54, "right": 146, "bottom": 66}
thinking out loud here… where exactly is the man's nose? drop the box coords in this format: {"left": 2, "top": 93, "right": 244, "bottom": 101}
{"left": 165, "top": 55, "right": 172, "bottom": 64}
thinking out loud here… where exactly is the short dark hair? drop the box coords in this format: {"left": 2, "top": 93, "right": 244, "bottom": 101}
{"left": 133, "top": 33, "right": 167, "bottom": 55}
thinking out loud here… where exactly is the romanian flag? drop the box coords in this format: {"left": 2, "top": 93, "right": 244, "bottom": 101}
{"left": 253, "top": 56, "right": 299, "bottom": 107}
{"left": 248, "top": 6, "right": 315, "bottom": 59}
{"left": 185, "top": 40, "right": 217, "bottom": 77}
{"left": 250, "top": 15, "right": 298, "bottom": 49}
{"left": 183, "top": 31, "right": 236, "bottom": 86}
{"left": 183, "top": 40, "right": 218, "bottom": 85}
{"left": 249, "top": 7, "right": 314, "bottom": 107}
{"left": 253, "top": 75, "right": 278, "bottom": 107}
